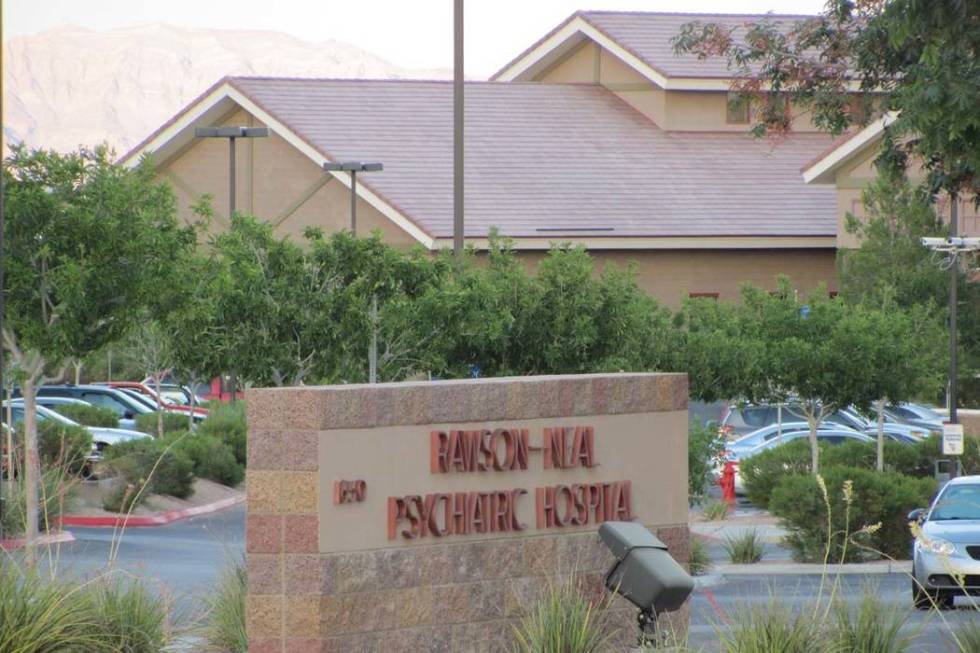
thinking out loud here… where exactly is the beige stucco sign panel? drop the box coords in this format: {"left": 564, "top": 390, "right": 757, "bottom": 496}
{"left": 318, "top": 411, "right": 687, "bottom": 552}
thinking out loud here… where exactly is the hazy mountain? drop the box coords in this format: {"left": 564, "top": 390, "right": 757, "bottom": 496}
{"left": 3, "top": 24, "right": 451, "bottom": 154}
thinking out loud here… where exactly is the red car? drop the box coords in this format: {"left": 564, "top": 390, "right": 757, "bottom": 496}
{"left": 95, "top": 382, "right": 209, "bottom": 418}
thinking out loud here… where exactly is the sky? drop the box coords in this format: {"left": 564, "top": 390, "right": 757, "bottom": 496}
{"left": 4, "top": 0, "right": 825, "bottom": 77}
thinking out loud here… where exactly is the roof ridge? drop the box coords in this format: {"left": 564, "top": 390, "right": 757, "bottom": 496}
{"left": 229, "top": 75, "right": 604, "bottom": 87}
{"left": 579, "top": 9, "right": 817, "bottom": 19}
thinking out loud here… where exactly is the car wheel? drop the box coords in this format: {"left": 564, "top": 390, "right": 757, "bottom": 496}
{"left": 912, "top": 579, "right": 936, "bottom": 610}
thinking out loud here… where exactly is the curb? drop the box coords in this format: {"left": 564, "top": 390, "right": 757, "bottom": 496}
{"left": 711, "top": 561, "right": 913, "bottom": 576}
{"left": 0, "top": 530, "right": 76, "bottom": 551}
{"left": 60, "top": 495, "right": 244, "bottom": 528}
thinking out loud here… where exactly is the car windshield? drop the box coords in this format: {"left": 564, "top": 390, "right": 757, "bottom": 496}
{"left": 930, "top": 484, "right": 980, "bottom": 521}
{"left": 160, "top": 389, "right": 189, "bottom": 405}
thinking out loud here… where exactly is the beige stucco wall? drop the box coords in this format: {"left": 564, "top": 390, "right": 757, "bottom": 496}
{"left": 514, "top": 248, "right": 838, "bottom": 307}
{"left": 159, "top": 109, "right": 417, "bottom": 246}
{"left": 534, "top": 40, "right": 819, "bottom": 132}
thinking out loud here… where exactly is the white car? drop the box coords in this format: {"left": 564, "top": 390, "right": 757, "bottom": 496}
{"left": 910, "top": 475, "right": 980, "bottom": 609}
{"left": 4, "top": 400, "right": 150, "bottom": 458}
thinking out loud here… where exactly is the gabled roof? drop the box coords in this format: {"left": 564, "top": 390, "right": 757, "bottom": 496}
{"left": 492, "top": 10, "right": 813, "bottom": 89}
{"left": 802, "top": 114, "right": 894, "bottom": 184}
{"left": 123, "top": 76, "right": 837, "bottom": 249}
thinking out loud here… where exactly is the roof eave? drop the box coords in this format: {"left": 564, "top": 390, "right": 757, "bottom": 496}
{"left": 802, "top": 113, "right": 895, "bottom": 185}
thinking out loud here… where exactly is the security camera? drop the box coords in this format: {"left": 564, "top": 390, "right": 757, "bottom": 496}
{"left": 599, "top": 521, "right": 695, "bottom": 645}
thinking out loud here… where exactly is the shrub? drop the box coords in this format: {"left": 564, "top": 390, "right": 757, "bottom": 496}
{"left": 741, "top": 439, "right": 919, "bottom": 509}
{"left": 101, "top": 481, "right": 145, "bottom": 514}
{"left": 167, "top": 432, "right": 244, "bottom": 487}
{"left": 689, "top": 420, "right": 725, "bottom": 504}
{"left": 35, "top": 420, "right": 93, "bottom": 476}
{"left": 203, "top": 557, "right": 248, "bottom": 653}
{"left": 688, "top": 536, "right": 710, "bottom": 576}
{"left": 103, "top": 436, "right": 195, "bottom": 501}
{"left": 197, "top": 402, "right": 247, "bottom": 467}
{"left": 893, "top": 434, "right": 980, "bottom": 478}
{"left": 0, "top": 468, "right": 77, "bottom": 537}
{"left": 511, "top": 576, "right": 618, "bottom": 653}
{"left": 951, "top": 618, "right": 980, "bottom": 653}
{"left": 49, "top": 403, "right": 119, "bottom": 428}
{"left": 723, "top": 530, "right": 764, "bottom": 564}
{"left": 89, "top": 574, "right": 169, "bottom": 652}
{"left": 134, "top": 411, "right": 190, "bottom": 437}
{"left": 769, "top": 466, "right": 935, "bottom": 562}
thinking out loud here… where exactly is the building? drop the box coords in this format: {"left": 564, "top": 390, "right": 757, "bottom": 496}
{"left": 120, "top": 11, "right": 842, "bottom": 306}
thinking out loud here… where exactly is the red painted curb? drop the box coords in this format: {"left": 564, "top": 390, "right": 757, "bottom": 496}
{"left": 60, "top": 495, "right": 244, "bottom": 528}
{"left": 0, "top": 530, "right": 76, "bottom": 551}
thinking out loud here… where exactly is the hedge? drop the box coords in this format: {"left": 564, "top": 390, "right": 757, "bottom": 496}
{"left": 769, "top": 466, "right": 935, "bottom": 562}
{"left": 35, "top": 421, "right": 94, "bottom": 476}
{"left": 49, "top": 403, "right": 119, "bottom": 428}
{"left": 134, "top": 411, "right": 191, "bottom": 437}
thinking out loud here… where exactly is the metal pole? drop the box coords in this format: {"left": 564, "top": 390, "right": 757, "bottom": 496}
{"left": 229, "top": 137, "right": 237, "bottom": 405}
{"left": 453, "top": 0, "right": 464, "bottom": 254}
{"left": 350, "top": 170, "right": 358, "bottom": 236}
{"left": 949, "top": 197, "right": 958, "bottom": 426}
{"left": 369, "top": 295, "right": 378, "bottom": 383}
{"left": 0, "top": 154, "right": 5, "bottom": 539}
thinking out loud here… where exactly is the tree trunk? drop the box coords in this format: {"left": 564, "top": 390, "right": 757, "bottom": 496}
{"left": 808, "top": 413, "right": 819, "bottom": 475}
{"left": 154, "top": 375, "right": 164, "bottom": 438}
{"left": 21, "top": 378, "right": 41, "bottom": 560}
{"left": 188, "top": 380, "right": 196, "bottom": 432}
{"left": 73, "top": 360, "right": 82, "bottom": 385}
{"left": 5, "top": 390, "right": 13, "bottom": 504}
{"left": 876, "top": 399, "right": 886, "bottom": 473}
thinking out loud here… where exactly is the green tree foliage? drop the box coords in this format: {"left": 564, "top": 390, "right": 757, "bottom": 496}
{"left": 689, "top": 421, "right": 725, "bottom": 505}
{"left": 2, "top": 146, "right": 195, "bottom": 546}
{"left": 49, "top": 403, "right": 119, "bottom": 428}
{"left": 673, "top": 1, "right": 980, "bottom": 199}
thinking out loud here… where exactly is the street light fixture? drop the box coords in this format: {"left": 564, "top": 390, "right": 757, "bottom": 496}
{"left": 194, "top": 126, "right": 269, "bottom": 404}
{"left": 321, "top": 161, "right": 383, "bottom": 236}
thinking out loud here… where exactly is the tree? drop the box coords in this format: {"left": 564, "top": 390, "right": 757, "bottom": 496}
{"left": 673, "top": 0, "right": 980, "bottom": 200}
{"left": 124, "top": 320, "right": 175, "bottom": 439}
{"left": 2, "top": 146, "right": 195, "bottom": 548}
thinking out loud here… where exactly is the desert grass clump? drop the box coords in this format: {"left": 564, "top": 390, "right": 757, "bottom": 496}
{"left": 89, "top": 573, "right": 170, "bottom": 652}
{"left": 702, "top": 499, "right": 730, "bottom": 521}
{"left": 511, "top": 575, "right": 618, "bottom": 653}
{"left": 723, "top": 530, "right": 764, "bottom": 564}
{"left": 949, "top": 616, "right": 980, "bottom": 653}
{"left": 0, "top": 563, "right": 101, "bottom": 653}
{"left": 688, "top": 535, "right": 710, "bottom": 575}
{"left": 831, "top": 593, "right": 912, "bottom": 653}
{"left": 202, "top": 557, "right": 248, "bottom": 653}
{"left": 718, "top": 601, "right": 824, "bottom": 653}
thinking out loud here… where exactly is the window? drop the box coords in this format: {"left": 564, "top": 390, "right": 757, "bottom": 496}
{"left": 726, "top": 92, "right": 750, "bottom": 124}
{"left": 689, "top": 292, "right": 719, "bottom": 300}
{"left": 82, "top": 392, "right": 129, "bottom": 416}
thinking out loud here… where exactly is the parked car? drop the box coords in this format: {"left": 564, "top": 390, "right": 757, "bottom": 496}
{"left": 721, "top": 403, "right": 928, "bottom": 443}
{"left": 3, "top": 399, "right": 150, "bottom": 460}
{"left": 885, "top": 402, "right": 944, "bottom": 433}
{"left": 16, "top": 385, "right": 156, "bottom": 430}
{"left": 909, "top": 475, "right": 980, "bottom": 609}
{"left": 138, "top": 379, "right": 209, "bottom": 407}
{"left": 96, "top": 381, "right": 208, "bottom": 419}
{"left": 721, "top": 427, "right": 877, "bottom": 495}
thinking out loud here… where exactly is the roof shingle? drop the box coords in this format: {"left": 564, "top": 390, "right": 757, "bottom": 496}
{"left": 230, "top": 76, "right": 836, "bottom": 240}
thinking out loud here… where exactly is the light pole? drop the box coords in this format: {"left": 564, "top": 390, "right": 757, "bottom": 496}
{"left": 321, "top": 161, "right": 383, "bottom": 236}
{"left": 922, "top": 231, "right": 980, "bottom": 426}
{"left": 453, "top": 0, "right": 464, "bottom": 255}
{"left": 194, "top": 126, "right": 269, "bottom": 403}
{"left": 322, "top": 161, "right": 383, "bottom": 383}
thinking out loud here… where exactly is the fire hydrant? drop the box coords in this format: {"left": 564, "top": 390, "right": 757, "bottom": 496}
{"left": 719, "top": 461, "right": 737, "bottom": 504}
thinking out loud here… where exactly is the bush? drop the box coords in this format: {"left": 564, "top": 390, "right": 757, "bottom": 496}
{"left": 35, "top": 420, "right": 93, "bottom": 476}
{"left": 740, "top": 439, "right": 919, "bottom": 509}
{"left": 688, "top": 536, "right": 710, "bottom": 576}
{"left": 101, "top": 481, "right": 145, "bottom": 514}
{"left": 892, "top": 434, "right": 980, "bottom": 478}
{"left": 702, "top": 499, "right": 730, "bottom": 521}
{"left": 717, "top": 600, "right": 824, "bottom": 653}
{"left": 134, "top": 411, "right": 190, "bottom": 437}
{"left": 0, "top": 468, "right": 77, "bottom": 537}
{"left": 769, "top": 466, "right": 936, "bottom": 562}
{"left": 103, "top": 436, "right": 195, "bottom": 501}
{"left": 689, "top": 420, "right": 724, "bottom": 504}
{"left": 50, "top": 403, "right": 119, "bottom": 428}
{"left": 167, "top": 432, "right": 244, "bottom": 487}
{"left": 511, "top": 576, "right": 618, "bottom": 652}
{"left": 197, "top": 402, "right": 247, "bottom": 467}
{"left": 203, "top": 557, "right": 247, "bottom": 653}
{"left": 831, "top": 593, "right": 911, "bottom": 653}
